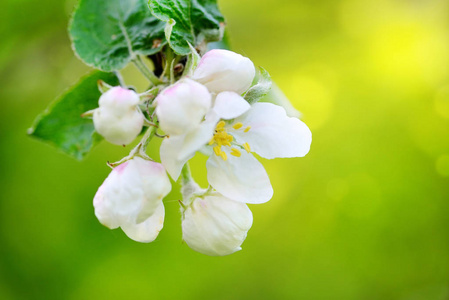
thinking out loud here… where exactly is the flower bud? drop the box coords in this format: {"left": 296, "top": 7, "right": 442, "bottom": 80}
{"left": 192, "top": 49, "right": 256, "bottom": 95}
{"left": 93, "top": 87, "right": 144, "bottom": 145}
{"left": 155, "top": 79, "right": 211, "bottom": 136}
{"left": 93, "top": 157, "right": 171, "bottom": 242}
{"left": 181, "top": 193, "right": 253, "bottom": 256}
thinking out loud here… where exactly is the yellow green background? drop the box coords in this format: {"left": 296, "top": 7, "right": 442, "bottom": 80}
{"left": 1, "top": 0, "right": 449, "bottom": 299}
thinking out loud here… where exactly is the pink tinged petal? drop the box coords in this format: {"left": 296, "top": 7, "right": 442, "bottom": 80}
{"left": 192, "top": 49, "right": 256, "bottom": 94}
{"left": 155, "top": 79, "right": 211, "bottom": 136}
{"left": 121, "top": 202, "right": 165, "bottom": 243}
{"left": 213, "top": 92, "right": 251, "bottom": 120}
{"left": 232, "top": 103, "right": 312, "bottom": 159}
{"left": 93, "top": 157, "right": 171, "bottom": 232}
{"left": 182, "top": 194, "right": 253, "bottom": 256}
{"left": 160, "top": 119, "right": 217, "bottom": 180}
{"left": 99, "top": 87, "right": 140, "bottom": 112}
{"left": 206, "top": 149, "right": 273, "bottom": 204}
{"left": 94, "top": 86, "right": 144, "bottom": 146}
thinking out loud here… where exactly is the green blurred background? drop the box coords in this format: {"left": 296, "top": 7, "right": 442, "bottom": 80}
{"left": 1, "top": 0, "right": 449, "bottom": 299}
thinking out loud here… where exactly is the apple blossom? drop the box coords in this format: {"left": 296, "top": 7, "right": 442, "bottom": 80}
{"left": 155, "top": 79, "right": 212, "bottom": 136}
{"left": 32, "top": 1, "right": 313, "bottom": 257}
{"left": 181, "top": 191, "right": 253, "bottom": 256}
{"left": 93, "top": 157, "right": 171, "bottom": 242}
{"left": 158, "top": 49, "right": 311, "bottom": 204}
{"left": 205, "top": 100, "right": 311, "bottom": 204}
{"left": 93, "top": 86, "right": 144, "bottom": 145}
{"left": 192, "top": 49, "right": 256, "bottom": 95}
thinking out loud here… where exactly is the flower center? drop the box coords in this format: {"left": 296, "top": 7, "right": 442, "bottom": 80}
{"left": 209, "top": 121, "right": 251, "bottom": 161}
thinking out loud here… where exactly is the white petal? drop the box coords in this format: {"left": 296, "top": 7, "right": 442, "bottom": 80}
{"left": 121, "top": 202, "right": 165, "bottom": 243}
{"left": 206, "top": 148, "right": 273, "bottom": 204}
{"left": 232, "top": 103, "right": 312, "bottom": 159}
{"left": 155, "top": 79, "right": 211, "bottom": 136}
{"left": 93, "top": 182, "right": 119, "bottom": 229}
{"left": 135, "top": 158, "right": 172, "bottom": 223}
{"left": 160, "top": 120, "right": 217, "bottom": 180}
{"left": 213, "top": 92, "right": 250, "bottom": 120}
{"left": 94, "top": 87, "right": 143, "bottom": 144}
{"left": 93, "top": 108, "right": 144, "bottom": 145}
{"left": 93, "top": 158, "right": 171, "bottom": 230}
{"left": 99, "top": 87, "right": 140, "bottom": 112}
{"left": 182, "top": 193, "right": 252, "bottom": 256}
{"left": 192, "top": 49, "right": 256, "bottom": 94}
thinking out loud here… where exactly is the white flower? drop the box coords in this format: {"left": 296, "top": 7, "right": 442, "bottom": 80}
{"left": 160, "top": 95, "right": 311, "bottom": 204}
{"left": 93, "top": 157, "right": 171, "bottom": 242}
{"left": 192, "top": 49, "right": 256, "bottom": 95}
{"left": 93, "top": 86, "right": 144, "bottom": 145}
{"left": 155, "top": 79, "right": 217, "bottom": 180}
{"left": 182, "top": 191, "right": 253, "bottom": 256}
{"left": 205, "top": 98, "right": 312, "bottom": 204}
{"left": 158, "top": 49, "right": 311, "bottom": 205}
{"left": 155, "top": 79, "right": 212, "bottom": 136}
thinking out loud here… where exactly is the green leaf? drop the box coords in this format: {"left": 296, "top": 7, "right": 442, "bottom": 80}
{"left": 244, "top": 67, "right": 272, "bottom": 104}
{"left": 70, "top": 0, "right": 166, "bottom": 71}
{"left": 28, "top": 72, "right": 120, "bottom": 160}
{"left": 149, "top": 0, "right": 225, "bottom": 55}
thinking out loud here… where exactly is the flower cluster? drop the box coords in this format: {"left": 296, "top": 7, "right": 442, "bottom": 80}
{"left": 91, "top": 49, "right": 312, "bottom": 256}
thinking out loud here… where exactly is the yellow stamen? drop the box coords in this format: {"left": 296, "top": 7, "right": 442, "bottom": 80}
{"left": 216, "top": 121, "right": 226, "bottom": 129}
{"left": 243, "top": 142, "right": 251, "bottom": 153}
{"left": 233, "top": 122, "right": 243, "bottom": 130}
{"left": 210, "top": 121, "right": 235, "bottom": 148}
{"left": 230, "top": 148, "right": 241, "bottom": 157}
{"left": 244, "top": 126, "right": 251, "bottom": 133}
{"left": 213, "top": 146, "right": 222, "bottom": 156}
{"left": 220, "top": 151, "right": 228, "bottom": 161}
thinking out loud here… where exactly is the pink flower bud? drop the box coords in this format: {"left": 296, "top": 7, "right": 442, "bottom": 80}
{"left": 155, "top": 79, "right": 212, "bottom": 136}
{"left": 193, "top": 49, "right": 256, "bottom": 95}
{"left": 94, "top": 157, "right": 171, "bottom": 242}
{"left": 93, "top": 87, "right": 144, "bottom": 145}
{"left": 182, "top": 193, "right": 253, "bottom": 256}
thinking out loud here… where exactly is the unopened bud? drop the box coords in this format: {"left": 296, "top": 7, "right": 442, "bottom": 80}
{"left": 182, "top": 193, "right": 253, "bottom": 256}
{"left": 93, "top": 87, "right": 144, "bottom": 145}
{"left": 155, "top": 79, "right": 211, "bottom": 136}
{"left": 193, "top": 49, "right": 256, "bottom": 95}
{"left": 94, "top": 157, "right": 171, "bottom": 242}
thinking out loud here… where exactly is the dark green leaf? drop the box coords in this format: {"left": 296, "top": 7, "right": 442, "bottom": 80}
{"left": 149, "top": 0, "right": 225, "bottom": 55}
{"left": 28, "top": 72, "right": 120, "bottom": 160}
{"left": 244, "top": 67, "right": 272, "bottom": 104}
{"left": 70, "top": 0, "right": 166, "bottom": 71}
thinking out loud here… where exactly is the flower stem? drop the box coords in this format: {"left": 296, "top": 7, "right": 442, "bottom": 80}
{"left": 141, "top": 125, "right": 156, "bottom": 153}
{"left": 133, "top": 56, "right": 162, "bottom": 86}
{"left": 107, "top": 126, "right": 157, "bottom": 168}
{"left": 113, "top": 70, "right": 127, "bottom": 88}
